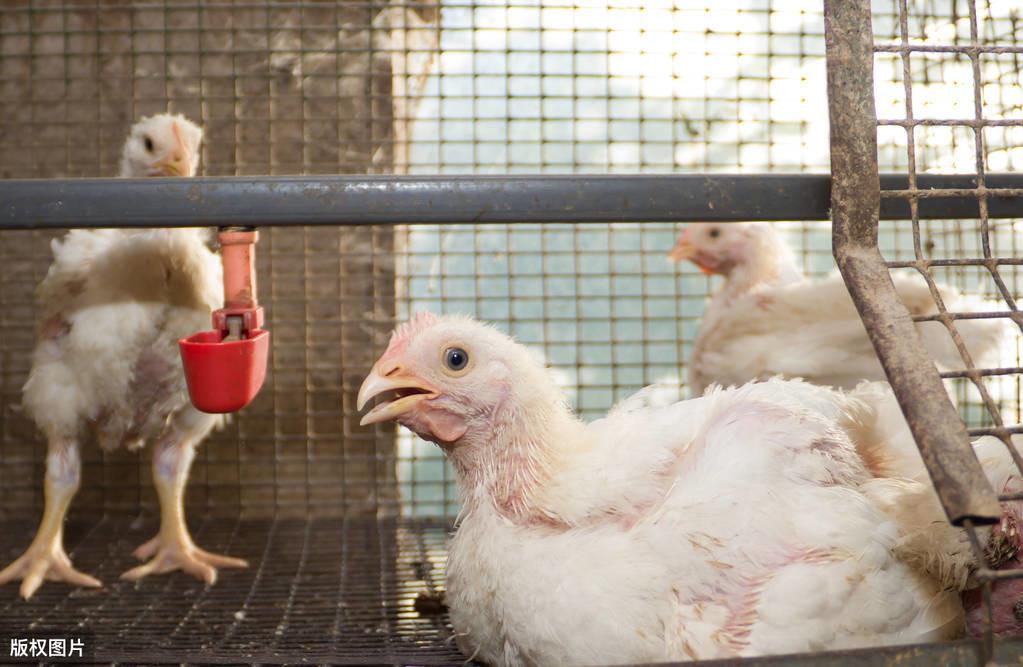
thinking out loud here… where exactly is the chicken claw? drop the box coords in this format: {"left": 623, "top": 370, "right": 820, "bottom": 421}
{"left": 122, "top": 533, "right": 247, "bottom": 584}
{"left": 1, "top": 439, "right": 100, "bottom": 600}
{"left": 0, "top": 541, "right": 101, "bottom": 599}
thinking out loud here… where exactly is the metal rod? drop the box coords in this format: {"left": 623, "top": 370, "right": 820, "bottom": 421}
{"left": 824, "top": 0, "right": 1000, "bottom": 526}
{"left": 1, "top": 173, "right": 1022, "bottom": 229}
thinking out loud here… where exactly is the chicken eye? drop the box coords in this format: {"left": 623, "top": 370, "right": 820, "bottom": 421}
{"left": 143, "top": 136, "right": 154, "bottom": 152}
{"left": 444, "top": 347, "right": 469, "bottom": 372}
{"left": 708, "top": 227, "right": 721, "bottom": 239}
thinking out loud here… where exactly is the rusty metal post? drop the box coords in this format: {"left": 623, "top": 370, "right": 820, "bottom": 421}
{"left": 823, "top": 0, "right": 1000, "bottom": 525}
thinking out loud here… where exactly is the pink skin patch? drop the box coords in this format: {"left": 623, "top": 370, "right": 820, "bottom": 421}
{"left": 125, "top": 351, "right": 177, "bottom": 445}
{"left": 964, "top": 478, "right": 1023, "bottom": 638}
{"left": 41, "top": 316, "right": 70, "bottom": 340}
{"left": 964, "top": 575, "right": 1023, "bottom": 638}
{"left": 682, "top": 547, "right": 836, "bottom": 656}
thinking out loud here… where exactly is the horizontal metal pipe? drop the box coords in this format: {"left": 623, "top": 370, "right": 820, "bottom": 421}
{"left": 968, "top": 425, "right": 1023, "bottom": 437}
{"left": 939, "top": 367, "right": 1023, "bottom": 379}
{"left": 888, "top": 259, "right": 1023, "bottom": 268}
{"left": 911, "top": 312, "right": 1022, "bottom": 322}
{"left": 0, "top": 173, "right": 1021, "bottom": 229}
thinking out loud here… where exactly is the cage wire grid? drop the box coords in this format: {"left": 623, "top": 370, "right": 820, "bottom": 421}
{"left": 1, "top": 0, "right": 862, "bottom": 526}
{"left": 0, "top": 0, "right": 1022, "bottom": 665}
{"left": 871, "top": 0, "right": 1023, "bottom": 435}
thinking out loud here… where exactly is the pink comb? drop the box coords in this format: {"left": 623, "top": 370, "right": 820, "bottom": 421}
{"left": 379, "top": 312, "right": 438, "bottom": 362}
{"left": 391, "top": 312, "right": 438, "bottom": 345}
{"left": 171, "top": 120, "right": 186, "bottom": 154}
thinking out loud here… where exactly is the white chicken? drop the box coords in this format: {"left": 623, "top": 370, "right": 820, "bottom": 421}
{"left": 0, "top": 113, "right": 246, "bottom": 600}
{"left": 669, "top": 222, "right": 1016, "bottom": 396}
{"left": 358, "top": 313, "right": 1018, "bottom": 665}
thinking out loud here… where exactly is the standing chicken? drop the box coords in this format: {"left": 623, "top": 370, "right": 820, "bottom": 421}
{"left": 0, "top": 113, "right": 246, "bottom": 600}
{"left": 669, "top": 222, "right": 1015, "bottom": 395}
{"left": 357, "top": 313, "right": 1014, "bottom": 665}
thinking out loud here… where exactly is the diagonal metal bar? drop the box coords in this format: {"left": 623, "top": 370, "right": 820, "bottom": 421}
{"left": 823, "top": 0, "right": 999, "bottom": 526}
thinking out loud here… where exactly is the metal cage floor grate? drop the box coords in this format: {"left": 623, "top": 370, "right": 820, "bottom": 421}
{"left": 0, "top": 517, "right": 460, "bottom": 665}
{"left": 3, "top": 513, "right": 1023, "bottom": 667}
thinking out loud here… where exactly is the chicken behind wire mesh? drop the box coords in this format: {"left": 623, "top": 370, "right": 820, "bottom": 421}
{"left": 670, "top": 222, "right": 1018, "bottom": 396}
{"left": 0, "top": 114, "right": 245, "bottom": 600}
{"left": 358, "top": 313, "right": 1023, "bottom": 664}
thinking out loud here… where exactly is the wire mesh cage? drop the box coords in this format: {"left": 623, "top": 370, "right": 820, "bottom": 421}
{"left": 0, "top": 0, "right": 1022, "bottom": 664}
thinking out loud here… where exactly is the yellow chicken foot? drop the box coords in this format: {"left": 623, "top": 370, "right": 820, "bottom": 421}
{"left": 0, "top": 439, "right": 100, "bottom": 599}
{"left": 121, "top": 434, "right": 246, "bottom": 584}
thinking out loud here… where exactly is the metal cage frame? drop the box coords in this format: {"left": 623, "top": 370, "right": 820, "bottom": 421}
{"left": 2, "top": 0, "right": 1023, "bottom": 664}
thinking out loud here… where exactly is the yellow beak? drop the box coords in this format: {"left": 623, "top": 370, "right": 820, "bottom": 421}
{"left": 357, "top": 366, "right": 438, "bottom": 426}
{"left": 154, "top": 153, "right": 191, "bottom": 177}
{"left": 667, "top": 237, "right": 697, "bottom": 263}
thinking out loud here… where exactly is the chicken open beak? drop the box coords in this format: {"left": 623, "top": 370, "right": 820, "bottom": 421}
{"left": 357, "top": 366, "right": 439, "bottom": 426}
{"left": 667, "top": 229, "right": 696, "bottom": 263}
{"left": 668, "top": 230, "right": 718, "bottom": 275}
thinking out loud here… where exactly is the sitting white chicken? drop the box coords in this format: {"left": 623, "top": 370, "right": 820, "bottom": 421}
{"left": 358, "top": 313, "right": 1017, "bottom": 665}
{"left": 0, "top": 113, "right": 246, "bottom": 600}
{"left": 669, "top": 222, "right": 1016, "bottom": 396}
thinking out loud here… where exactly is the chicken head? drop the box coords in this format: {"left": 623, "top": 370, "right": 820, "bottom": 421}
{"left": 119, "top": 113, "right": 202, "bottom": 178}
{"left": 358, "top": 312, "right": 534, "bottom": 447}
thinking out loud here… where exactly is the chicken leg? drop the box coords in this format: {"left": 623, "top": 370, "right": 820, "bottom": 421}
{"left": 121, "top": 418, "right": 246, "bottom": 583}
{"left": 0, "top": 438, "right": 101, "bottom": 599}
